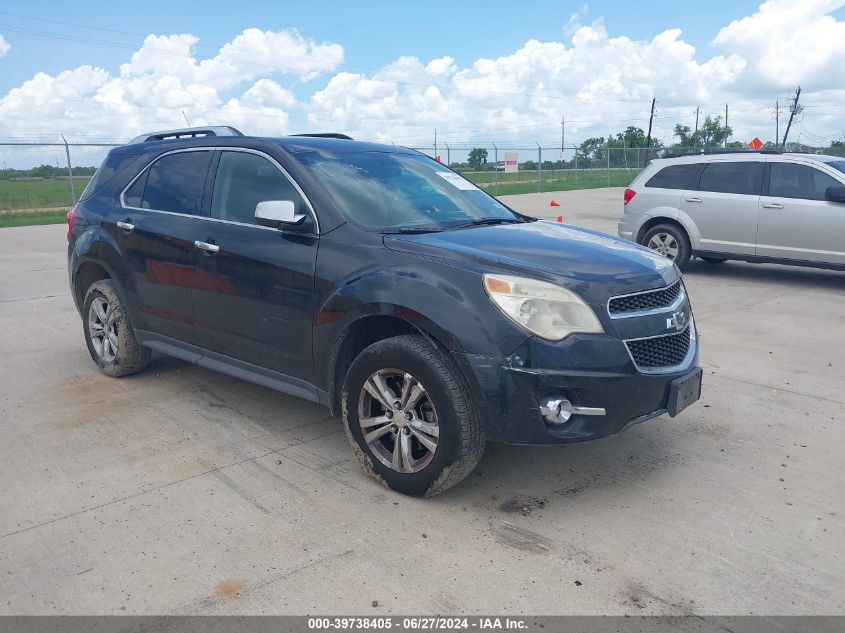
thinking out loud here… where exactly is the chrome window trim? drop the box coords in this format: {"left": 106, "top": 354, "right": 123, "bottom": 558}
{"left": 607, "top": 280, "right": 685, "bottom": 319}
{"left": 623, "top": 317, "right": 697, "bottom": 375}
{"left": 119, "top": 146, "right": 320, "bottom": 234}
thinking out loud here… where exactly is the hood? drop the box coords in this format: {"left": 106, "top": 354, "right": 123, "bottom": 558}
{"left": 383, "top": 220, "right": 678, "bottom": 305}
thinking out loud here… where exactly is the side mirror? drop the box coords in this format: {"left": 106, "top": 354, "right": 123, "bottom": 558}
{"left": 825, "top": 186, "right": 845, "bottom": 203}
{"left": 255, "top": 200, "right": 307, "bottom": 228}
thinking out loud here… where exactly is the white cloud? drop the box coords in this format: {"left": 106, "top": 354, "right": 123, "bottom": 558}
{"left": 0, "top": 27, "right": 341, "bottom": 140}
{"left": 0, "top": 34, "right": 9, "bottom": 58}
{"left": 1, "top": 2, "right": 844, "bottom": 147}
{"left": 713, "top": 0, "right": 845, "bottom": 92}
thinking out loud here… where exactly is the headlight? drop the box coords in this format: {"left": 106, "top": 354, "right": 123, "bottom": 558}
{"left": 483, "top": 274, "right": 604, "bottom": 341}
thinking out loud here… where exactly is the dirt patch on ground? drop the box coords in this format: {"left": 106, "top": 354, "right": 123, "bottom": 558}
{"left": 499, "top": 494, "right": 547, "bottom": 516}
{"left": 213, "top": 579, "right": 246, "bottom": 597}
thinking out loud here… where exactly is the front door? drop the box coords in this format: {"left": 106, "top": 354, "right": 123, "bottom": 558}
{"left": 757, "top": 161, "right": 845, "bottom": 265}
{"left": 680, "top": 160, "right": 763, "bottom": 256}
{"left": 112, "top": 149, "right": 213, "bottom": 346}
{"left": 191, "top": 149, "right": 319, "bottom": 382}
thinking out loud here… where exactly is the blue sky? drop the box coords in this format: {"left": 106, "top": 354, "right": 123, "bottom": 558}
{"left": 0, "top": 0, "right": 764, "bottom": 95}
{"left": 1, "top": 1, "right": 844, "bottom": 145}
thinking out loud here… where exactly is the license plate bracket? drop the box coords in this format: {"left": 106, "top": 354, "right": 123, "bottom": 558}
{"left": 668, "top": 368, "right": 702, "bottom": 417}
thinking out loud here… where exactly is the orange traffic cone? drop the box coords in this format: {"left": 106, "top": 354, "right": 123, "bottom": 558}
{"left": 550, "top": 200, "right": 560, "bottom": 207}
{"left": 556, "top": 215, "right": 565, "bottom": 223}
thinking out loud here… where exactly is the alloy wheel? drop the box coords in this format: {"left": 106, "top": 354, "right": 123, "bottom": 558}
{"left": 87, "top": 296, "right": 118, "bottom": 363}
{"left": 357, "top": 368, "right": 440, "bottom": 473}
{"left": 647, "top": 232, "right": 679, "bottom": 260}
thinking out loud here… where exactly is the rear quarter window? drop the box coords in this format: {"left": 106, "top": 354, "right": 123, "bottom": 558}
{"left": 645, "top": 163, "right": 703, "bottom": 190}
{"left": 79, "top": 153, "right": 141, "bottom": 201}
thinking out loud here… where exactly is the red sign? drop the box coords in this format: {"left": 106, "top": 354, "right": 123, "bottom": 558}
{"left": 748, "top": 137, "right": 763, "bottom": 150}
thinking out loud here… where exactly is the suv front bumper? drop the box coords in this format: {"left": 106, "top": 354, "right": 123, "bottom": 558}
{"left": 456, "top": 332, "right": 701, "bottom": 445}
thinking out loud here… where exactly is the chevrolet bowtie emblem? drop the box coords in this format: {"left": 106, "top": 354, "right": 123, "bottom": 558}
{"left": 666, "top": 310, "right": 687, "bottom": 332}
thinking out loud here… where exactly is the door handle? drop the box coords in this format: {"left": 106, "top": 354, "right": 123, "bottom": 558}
{"left": 762, "top": 203, "right": 784, "bottom": 209}
{"left": 684, "top": 197, "right": 702, "bottom": 203}
{"left": 194, "top": 240, "right": 220, "bottom": 253}
{"left": 116, "top": 220, "right": 134, "bottom": 233}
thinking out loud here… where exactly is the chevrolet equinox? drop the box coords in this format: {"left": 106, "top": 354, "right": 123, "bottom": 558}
{"left": 67, "top": 126, "right": 702, "bottom": 496}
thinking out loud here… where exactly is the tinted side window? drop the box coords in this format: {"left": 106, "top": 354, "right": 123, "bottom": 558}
{"left": 140, "top": 151, "right": 212, "bottom": 214}
{"left": 124, "top": 169, "right": 147, "bottom": 208}
{"left": 768, "top": 163, "right": 842, "bottom": 201}
{"left": 645, "top": 164, "right": 702, "bottom": 189}
{"left": 698, "top": 162, "right": 762, "bottom": 195}
{"left": 210, "top": 151, "right": 303, "bottom": 225}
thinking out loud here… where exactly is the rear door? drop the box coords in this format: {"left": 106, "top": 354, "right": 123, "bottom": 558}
{"left": 191, "top": 149, "right": 319, "bottom": 382}
{"left": 757, "top": 161, "right": 845, "bottom": 265}
{"left": 114, "top": 149, "right": 213, "bottom": 346}
{"left": 680, "top": 160, "right": 763, "bottom": 256}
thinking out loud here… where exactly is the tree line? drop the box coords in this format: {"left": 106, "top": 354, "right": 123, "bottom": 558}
{"left": 0, "top": 164, "right": 97, "bottom": 180}
{"left": 456, "top": 117, "right": 845, "bottom": 171}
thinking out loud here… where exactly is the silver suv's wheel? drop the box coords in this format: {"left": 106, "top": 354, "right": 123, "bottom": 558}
{"left": 82, "top": 279, "right": 151, "bottom": 377}
{"left": 647, "top": 232, "right": 679, "bottom": 260}
{"left": 640, "top": 223, "right": 691, "bottom": 269}
{"left": 342, "top": 335, "right": 485, "bottom": 496}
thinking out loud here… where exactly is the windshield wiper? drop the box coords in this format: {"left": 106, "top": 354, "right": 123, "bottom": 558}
{"left": 447, "top": 217, "right": 523, "bottom": 229}
{"left": 387, "top": 225, "right": 445, "bottom": 234}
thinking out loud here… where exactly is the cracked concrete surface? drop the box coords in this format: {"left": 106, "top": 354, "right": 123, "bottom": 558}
{"left": 0, "top": 189, "right": 843, "bottom": 615}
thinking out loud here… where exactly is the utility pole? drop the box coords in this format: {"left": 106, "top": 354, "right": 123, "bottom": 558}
{"left": 644, "top": 98, "right": 656, "bottom": 163}
{"left": 434, "top": 129, "right": 437, "bottom": 161}
{"left": 694, "top": 106, "right": 699, "bottom": 143}
{"left": 561, "top": 115, "right": 565, "bottom": 162}
{"left": 724, "top": 103, "right": 729, "bottom": 148}
{"left": 782, "top": 87, "right": 802, "bottom": 150}
{"left": 775, "top": 100, "right": 779, "bottom": 147}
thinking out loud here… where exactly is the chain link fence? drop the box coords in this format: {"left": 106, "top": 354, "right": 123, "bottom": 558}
{"left": 0, "top": 141, "right": 116, "bottom": 214}
{"left": 2, "top": 139, "right": 843, "bottom": 214}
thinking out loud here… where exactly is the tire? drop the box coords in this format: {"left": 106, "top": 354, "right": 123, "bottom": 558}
{"left": 640, "top": 223, "right": 691, "bottom": 269}
{"left": 341, "top": 334, "right": 485, "bottom": 497}
{"left": 82, "top": 279, "right": 151, "bottom": 377}
{"left": 700, "top": 256, "right": 726, "bottom": 264}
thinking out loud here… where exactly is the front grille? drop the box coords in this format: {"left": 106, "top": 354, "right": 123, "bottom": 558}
{"left": 609, "top": 281, "right": 682, "bottom": 316}
{"left": 626, "top": 326, "right": 691, "bottom": 369}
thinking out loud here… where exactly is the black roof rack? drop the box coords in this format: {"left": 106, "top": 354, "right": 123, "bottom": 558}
{"left": 660, "top": 148, "right": 782, "bottom": 159}
{"left": 128, "top": 126, "right": 244, "bottom": 144}
{"left": 291, "top": 133, "right": 353, "bottom": 140}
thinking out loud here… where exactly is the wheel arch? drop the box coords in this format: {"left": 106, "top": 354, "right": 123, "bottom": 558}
{"left": 636, "top": 214, "right": 699, "bottom": 250}
{"left": 72, "top": 257, "right": 116, "bottom": 315}
{"left": 324, "top": 308, "right": 469, "bottom": 417}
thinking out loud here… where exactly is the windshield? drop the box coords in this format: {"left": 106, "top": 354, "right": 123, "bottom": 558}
{"left": 829, "top": 160, "right": 845, "bottom": 176}
{"left": 289, "top": 148, "right": 519, "bottom": 231}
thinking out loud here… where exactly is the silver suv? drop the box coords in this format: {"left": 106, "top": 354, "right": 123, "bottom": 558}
{"left": 618, "top": 152, "right": 845, "bottom": 270}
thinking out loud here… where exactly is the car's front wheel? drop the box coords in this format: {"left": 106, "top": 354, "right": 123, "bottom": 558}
{"left": 82, "top": 279, "right": 151, "bottom": 377}
{"left": 341, "top": 334, "right": 485, "bottom": 496}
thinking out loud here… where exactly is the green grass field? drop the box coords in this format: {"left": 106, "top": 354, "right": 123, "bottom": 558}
{"left": 0, "top": 168, "right": 636, "bottom": 228}
{"left": 0, "top": 210, "right": 69, "bottom": 228}
{"left": 0, "top": 178, "right": 88, "bottom": 212}
{"left": 472, "top": 169, "right": 638, "bottom": 195}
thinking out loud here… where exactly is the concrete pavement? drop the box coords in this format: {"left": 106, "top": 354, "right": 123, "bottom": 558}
{"left": 0, "top": 191, "right": 843, "bottom": 615}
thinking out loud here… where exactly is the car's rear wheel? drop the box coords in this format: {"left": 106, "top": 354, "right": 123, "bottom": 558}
{"left": 82, "top": 279, "right": 151, "bottom": 377}
{"left": 641, "top": 224, "right": 691, "bottom": 269}
{"left": 341, "top": 334, "right": 485, "bottom": 496}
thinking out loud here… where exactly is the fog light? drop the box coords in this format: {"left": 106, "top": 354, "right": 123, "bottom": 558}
{"left": 539, "top": 396, "right": 573, "bottom": 425}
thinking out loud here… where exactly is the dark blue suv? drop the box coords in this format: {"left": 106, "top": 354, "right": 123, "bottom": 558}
{"left": 67, "top": 126, "right": 702, "bottom": 496}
